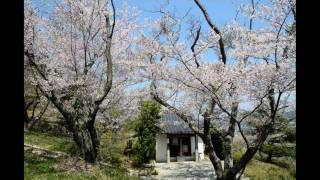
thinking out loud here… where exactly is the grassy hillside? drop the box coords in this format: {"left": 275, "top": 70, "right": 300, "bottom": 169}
{"left": 244, "top": 159, "right": 295, "bottom": 180}
{"left": 233, "top": 147, "right": 296, "bottom": 180}
{"left": 24, "top": 131, "right": 76, "bottom": 153}
{"left": 24, "top": 131, "right": 139, "bottom": 180}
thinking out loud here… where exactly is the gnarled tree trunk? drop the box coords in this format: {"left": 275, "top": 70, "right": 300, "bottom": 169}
{"left": 67, "top": 117, "right": 99, "bottom": 163}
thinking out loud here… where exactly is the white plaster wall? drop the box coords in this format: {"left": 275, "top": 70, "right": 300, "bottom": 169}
{"left": 156, "top": 134, "right": 168, "bottom": 162}
{"left": 192, "top": 135, "right": 205, "bottom": 160}
{"left": 198, "top": 136, "right": 205, "bottom": 160}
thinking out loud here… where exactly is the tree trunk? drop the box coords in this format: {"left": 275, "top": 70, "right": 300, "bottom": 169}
{"left": 86, "top": 119, "right": 100, "bottom": 157}
{"left": 224, "top": 102, "right": 238, "bottom": 170}
{"left": 72, "top": 122, "right": 97, "bottom": 163}
{"left": 202, "top": 135, "right": 224, "bottom": 180}
{"left": 46, "top": 93, "right": 99, "bottom": 163}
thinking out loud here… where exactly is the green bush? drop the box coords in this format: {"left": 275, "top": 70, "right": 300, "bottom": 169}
{"left": 151, "top": 168, "right": 158, "bottom": 175}
{"left": 244, "top": 159, "right": 295, "bottom": 180}
{"left": 132, "top": 100, "right": 161, "bottom": 166}
{"left": 260, "top": 143, "right": 296, "bottom": 162}
{"left": 233, "top": 151, "right": 243, "bottom": 165}
{"left": 99, "top": 130, "right": 126, "bottom": 165}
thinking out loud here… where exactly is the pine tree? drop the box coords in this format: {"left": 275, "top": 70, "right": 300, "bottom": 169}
{"left": 133, "top": 100, "right": 162, "bottom": 165}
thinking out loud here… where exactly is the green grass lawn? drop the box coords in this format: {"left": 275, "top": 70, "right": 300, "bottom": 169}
{"left": 24, "top": 131, "right": 139, "bottom": 180}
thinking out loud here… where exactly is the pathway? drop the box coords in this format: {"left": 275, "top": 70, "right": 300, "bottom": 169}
{"left": 155, "top": 159, "right": 216, "bottom": 180}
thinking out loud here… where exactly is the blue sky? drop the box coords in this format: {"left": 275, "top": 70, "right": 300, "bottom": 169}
{"left": 122, "top": 0, "right": 240, "bottom": 26}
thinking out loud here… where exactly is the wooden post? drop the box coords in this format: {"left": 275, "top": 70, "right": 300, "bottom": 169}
{"left": 195, "top": 135, "right": 199, "bottom": 162}
{"left": 167, "top": 138, "right": 170, "bottom": 163}
{"left": 221, "top": 160, "right": 225, "bottom": 171}
{"left": 179, "top": 137, "right": 182, "bottom": 157}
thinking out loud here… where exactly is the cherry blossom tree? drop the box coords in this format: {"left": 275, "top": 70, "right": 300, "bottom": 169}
{"left": 129, "top": 0, "right": 295, "bottom": 179}
{"left": 24, "top": 0, "right": 142, "bottom": 163}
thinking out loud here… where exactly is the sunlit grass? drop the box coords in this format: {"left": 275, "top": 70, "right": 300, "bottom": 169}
{"left": 24, "top": 131, "right": 139, "bottom": 180}
{"left": 244, "top": 159, "right": 295, "bottom": 180}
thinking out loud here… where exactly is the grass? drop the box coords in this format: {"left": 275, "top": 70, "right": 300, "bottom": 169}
{"left": 24, "top": 130, "right": 77, "bottom": 154}
{"left": 25, "top": 151, "right": 138, "bottom": 180}
{"left": 24, "top": 131, "right": 139, "bottom": 180}
{"left": 232, "top": 145, "right": 295, "bottom": 180}
{"left": 244, "top": 159, "right": 295, "bottom": 180}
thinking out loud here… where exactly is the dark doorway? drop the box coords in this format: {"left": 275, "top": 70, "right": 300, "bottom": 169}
{"left": 169, "top": 136, "right": 191, "bottom": 157}
{"left": 169, "top": 137, "right": 180, "bottom": 157}
{"left": 181, "top": 137, "right": 191, "bottom": 156}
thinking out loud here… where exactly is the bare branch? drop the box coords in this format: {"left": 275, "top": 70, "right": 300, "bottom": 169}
{"left": 109, "top": 0, "right": 116, "bottom": 39}
{"left": 237, "top": 121, "right": 250, "bottom": 149}
{"left": 191, "top": 26, "right": 201, "bottom": 68}
{"left": 249, "top": 0, "right": 255, "bottom": 30}
{"left": 193, "top": 0, "right": 227, "bottom": 64}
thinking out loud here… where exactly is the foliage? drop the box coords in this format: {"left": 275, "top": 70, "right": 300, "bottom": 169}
{"left": 98, "top": 129, "right": 127, "bottom": 165}
{"left": 132, "top": 100, "right": 162, "bottom": 166}
{"left": 248, "top": 110, "right": 297, "bottom": 162}
{"left": 244, "top": 159, "right": 295, "bottom": 180}
{"left": 260, "top": 144, "right": 295, "bottom": 160}
{"left": 283, "top": 127, "right": 296, "bottom": 143}
{"left": 233, "top": 151, "right": 244, "bottom": 165}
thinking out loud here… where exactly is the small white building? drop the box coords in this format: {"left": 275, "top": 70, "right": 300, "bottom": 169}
{"left": 156, "top": 112, "right": 205, "bottom": 163}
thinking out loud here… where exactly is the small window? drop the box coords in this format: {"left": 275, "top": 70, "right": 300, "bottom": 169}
{"left": 172, "top": 137, "right": 179, "bottom": 145}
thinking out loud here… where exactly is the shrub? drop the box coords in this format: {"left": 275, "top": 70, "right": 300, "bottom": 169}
{"left": 260, "top": 143, "right": 296, "bottom": 162}
{"left": 151, "top": 168, "right": 158, "bottom": 175}
{"left": 233, "top": 151, "right": 243, "bottom": 165}
{"left": 132, "top": 100, "right": 161, "bottom": 166}
{"left": 244, "top": 159, "right": 295, "bottom": 180}
{"left": 98, "top": 130, "right": 126, "bottom": 165}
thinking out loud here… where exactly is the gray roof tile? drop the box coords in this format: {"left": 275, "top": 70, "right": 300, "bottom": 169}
{"left": 160, "top": 112, "right": 203, "bottom": 134}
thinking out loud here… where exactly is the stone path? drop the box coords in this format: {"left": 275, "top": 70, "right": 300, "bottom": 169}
{"left": 155, "top": 159, "right": 216, "bottom": 180}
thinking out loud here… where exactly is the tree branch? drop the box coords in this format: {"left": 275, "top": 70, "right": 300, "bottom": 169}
{"left": 193, "top": 0, "right": 227, "bottom": 64}
{"left": 191, "top": 26, "right": 201, "bottom": 68}
{"left": 237, "top": 121, "right": 250, "bottom": 149}
{"left": 109, "top": 0, "right": 116, "bottom": 39}
{"left": 249, "top": 0, "right": 255, "bottom": 30}
{"left": 92, "top": 3, "right": 116, "bottom": 120}
{"left": 150, "top": 83, "right": 203, "bottom": 136}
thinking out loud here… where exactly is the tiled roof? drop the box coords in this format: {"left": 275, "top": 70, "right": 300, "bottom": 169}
{"left": 160, "top": 112, "right": 203, "bottom": 134}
